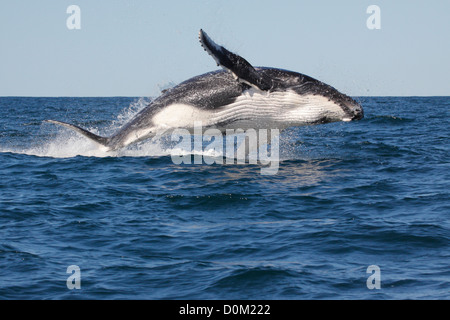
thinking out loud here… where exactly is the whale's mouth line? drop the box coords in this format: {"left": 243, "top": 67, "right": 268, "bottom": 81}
{"left": 343, "top": 113, "right": 363, "bottom": 122}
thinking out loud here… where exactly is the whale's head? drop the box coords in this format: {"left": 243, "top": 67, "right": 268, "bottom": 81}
{"left": 330, "top": 91, "right": 364, "bottom": 123}
{"left": 259, "top": 68, "right": 364, "bottom": 126}
{"left": 287, "top": 73, "right": 364, "bottom": 125}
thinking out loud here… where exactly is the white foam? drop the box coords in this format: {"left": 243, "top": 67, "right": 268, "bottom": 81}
{"left": 0, "top": 98, "right": 170, "bottom": 159}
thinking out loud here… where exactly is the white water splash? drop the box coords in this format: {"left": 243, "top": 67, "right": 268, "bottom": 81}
{"left": 0, "top": 98, "right": 169, "bottom": 158}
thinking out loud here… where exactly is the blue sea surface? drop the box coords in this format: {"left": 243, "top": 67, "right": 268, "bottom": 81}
{"left": 0, "top": 96, "right": 448, "bottom": 299}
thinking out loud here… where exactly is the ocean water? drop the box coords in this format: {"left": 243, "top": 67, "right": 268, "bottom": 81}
{"left": 0, "top": 96, "right": 448, "bottom": 300}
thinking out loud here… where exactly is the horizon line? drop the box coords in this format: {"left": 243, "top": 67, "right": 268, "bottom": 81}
{"left": 1, "top": 95, "right": 449, "bottom": 98}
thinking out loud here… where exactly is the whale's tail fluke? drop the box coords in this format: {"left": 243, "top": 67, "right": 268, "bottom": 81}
{"left": 45, "top": 120, "right": 111, "bottom": 149}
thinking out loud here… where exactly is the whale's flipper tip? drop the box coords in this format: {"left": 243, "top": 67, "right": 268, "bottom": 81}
{"left": 198, "top": 29, "right": 272, "bottom": 91}
{"left": 199, "top": 29, "right": 223, "bottom": 68}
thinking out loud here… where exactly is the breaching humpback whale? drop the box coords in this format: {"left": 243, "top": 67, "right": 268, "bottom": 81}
{"left": 46, "top": 29, "right": 363, "bottom": 151}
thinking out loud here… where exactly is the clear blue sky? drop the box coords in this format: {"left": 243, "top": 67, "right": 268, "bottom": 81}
{"left": 1, "top": 0, "right": 449, "bottom": 97}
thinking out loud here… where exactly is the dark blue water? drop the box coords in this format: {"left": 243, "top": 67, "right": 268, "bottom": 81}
{"left": 0, "top": 96, "right": 449, "bottom": 299}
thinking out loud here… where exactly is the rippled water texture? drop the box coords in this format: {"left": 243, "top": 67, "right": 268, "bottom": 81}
{"left": 0, "top": 96, "right": 449, "bottom": 299}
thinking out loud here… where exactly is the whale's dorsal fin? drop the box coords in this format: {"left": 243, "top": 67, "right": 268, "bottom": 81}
{"left": 199, "top": 29, "right": 272, "bottom": 91}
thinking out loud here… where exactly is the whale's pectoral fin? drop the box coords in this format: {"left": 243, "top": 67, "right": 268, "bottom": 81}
{"left": 44, "top": 120, "right": 111, "bottom": 149}
{"left": 199, "top": 29, "right": 273, "bottom": 91}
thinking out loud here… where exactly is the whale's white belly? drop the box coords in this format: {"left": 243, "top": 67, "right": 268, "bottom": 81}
{"left": 151, "top": 88, "right": 348, "bottom": 131}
